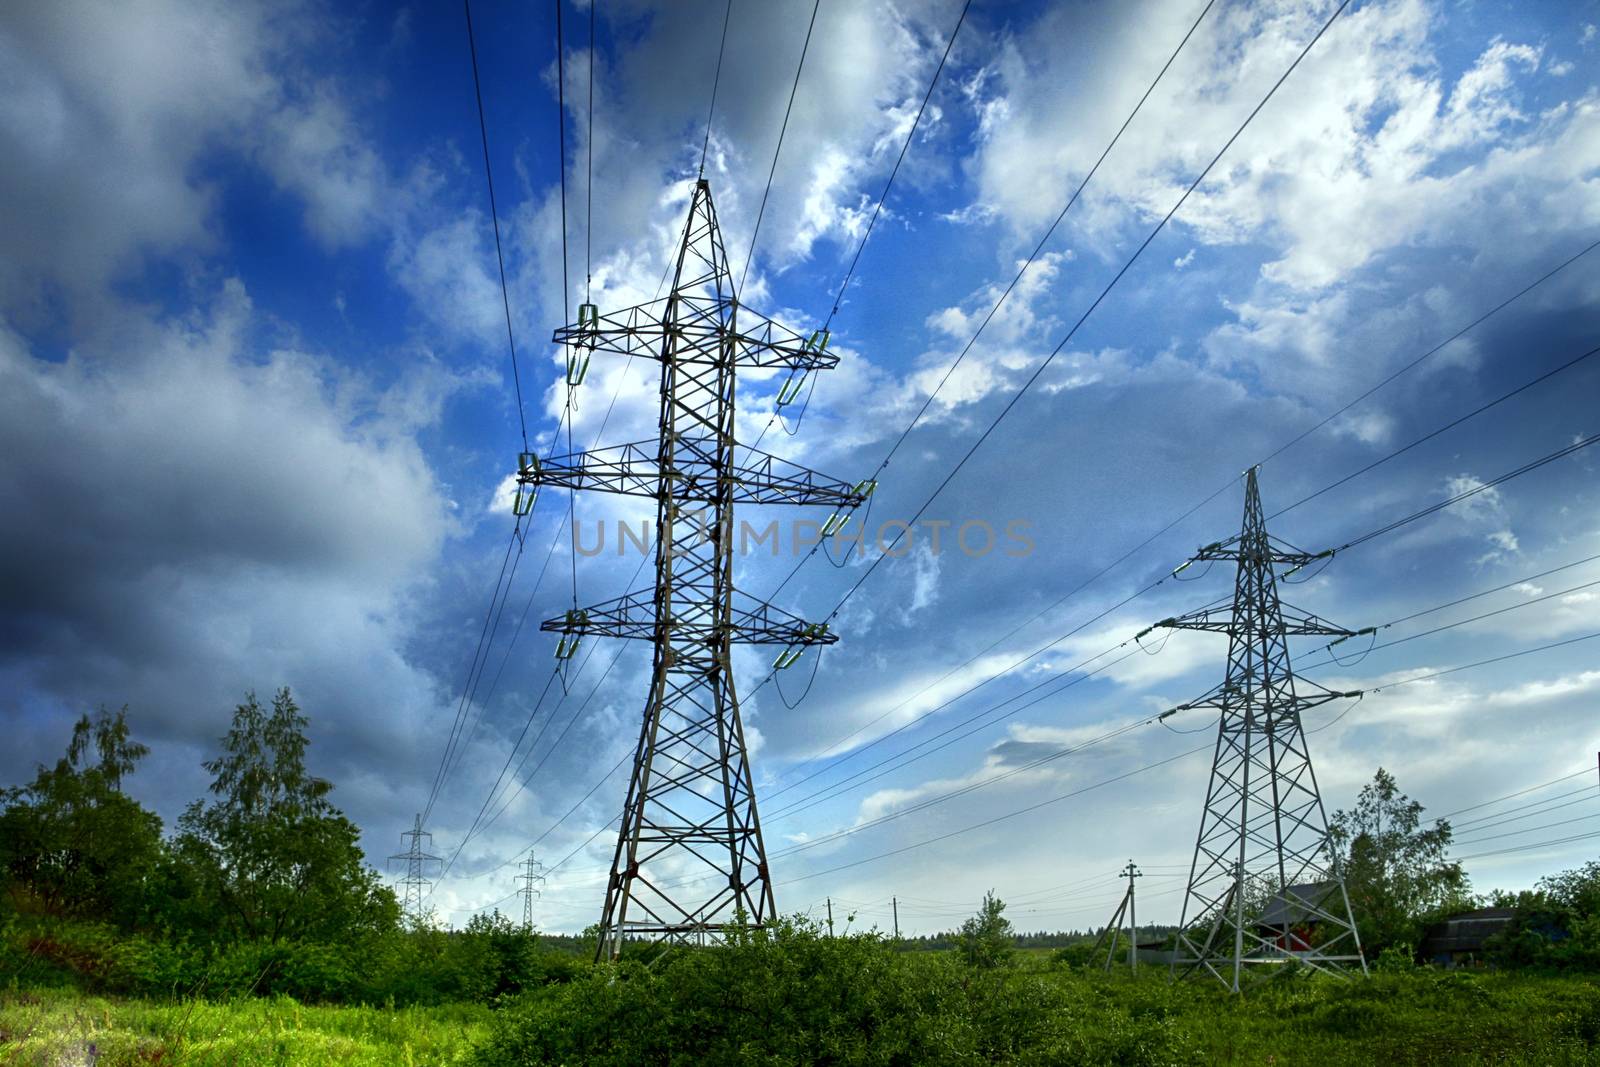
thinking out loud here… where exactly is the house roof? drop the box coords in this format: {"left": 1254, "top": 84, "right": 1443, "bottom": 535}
{"left": 1257, "top": 882, "right": 1339, "bottom": 927}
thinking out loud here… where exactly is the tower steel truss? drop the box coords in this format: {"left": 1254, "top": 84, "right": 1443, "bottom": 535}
{"left": 388, "top": 813, "right": 442, "bottom": 926}
{"left": 1160, "top": 467, "right": 1366, "bottom": 989}
{"left": 521, "top": 179, "right": 867, "bottom": 957}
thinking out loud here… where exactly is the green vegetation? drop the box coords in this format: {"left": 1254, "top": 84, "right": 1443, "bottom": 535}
{"left": 1329, "top": 766, "right": 1473, "bottom": 957}
{"left": 0, "top": 987, "right": 488, "bottom": 1065}
{"left": 459, "top": 915, "right": 1600, "bottom": 1066}
{"left": 4, "top": 706, "right": 1600, "bottom": 1064}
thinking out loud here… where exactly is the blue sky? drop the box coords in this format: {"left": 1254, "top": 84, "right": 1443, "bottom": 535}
{"left": 2, "top": 0, "right": 1599, "bottom": 934}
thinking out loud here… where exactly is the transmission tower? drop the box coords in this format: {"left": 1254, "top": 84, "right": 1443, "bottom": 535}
{"left": 519, "top": 179, "right": 868, "bottom": 958}
{"left": 516, "top": 854, "right": 547, "bottom": 931}
{"left": 388, "top": 813, "right": 442, "bottom": 926}
{"left": 1159, "top": 467, "right": 1366, "bottom": 990}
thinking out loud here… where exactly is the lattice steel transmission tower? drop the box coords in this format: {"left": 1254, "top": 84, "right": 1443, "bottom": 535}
{"left": 1158, "top": 467, "right": 1366, "bottom": 990}
{"left": 389, "top": 813, "right": 442, "bottom": 926}
{"left": 518, "top": 179, "right": 868, "bottom": 958}
{"left": 516, "top": 854, "right": 546, "bottom": 931}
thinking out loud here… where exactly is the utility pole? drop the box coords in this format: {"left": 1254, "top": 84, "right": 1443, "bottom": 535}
{"left": 516, "top": 855, "right": 546, "bottom": 932}
{"left": 1159, "top": 468, "right": 1366, "bottom": 990}
{"left": 827, "top": 897, "right": 835, "bottom": 938}
{"left": 1123, "top": 860, "right": 1141, "bottom": 973}
{"left": 1094, "top": 860, "right": 1142, "bottom": 973}
{"left": 521, "top": 179, "right": 868, "bottom": 960}
{"left": 387, "top": 813, "right": 442, "bottom": 927}
{"left": 892, "top": 897, "right": 900, "bottom": 941}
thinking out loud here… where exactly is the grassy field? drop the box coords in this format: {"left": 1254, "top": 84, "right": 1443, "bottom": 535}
{"left": 5, "top": 965, "right": 1600, "bottom": 1065}
{"left": 0, "top": 989, "right": 489, "bottom": 1066}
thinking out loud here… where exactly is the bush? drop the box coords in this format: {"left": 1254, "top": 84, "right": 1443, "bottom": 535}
{"left": 468, "top": 917, "right": 1182, "bottom": 1067}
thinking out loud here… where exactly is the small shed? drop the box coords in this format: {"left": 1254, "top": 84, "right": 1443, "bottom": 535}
{"left": 1418, "top": 907, "right": 1517, "bottom": 967}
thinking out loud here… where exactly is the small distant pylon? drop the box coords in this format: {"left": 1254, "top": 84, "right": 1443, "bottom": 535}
{"left": 388, "top": 813, "right": 443, "bottom": 926}
{"left": 1159, "top": 467, "right": 1366, "bottom": 990}
{"left": 516, "top": 855, "right": 547, "bottom": 932}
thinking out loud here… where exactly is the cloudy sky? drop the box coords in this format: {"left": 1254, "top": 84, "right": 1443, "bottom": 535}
{"left": 3, "top": 0, "right": 1598, "bottom": 935}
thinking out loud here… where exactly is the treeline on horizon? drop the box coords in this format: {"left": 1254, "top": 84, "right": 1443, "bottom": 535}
{"left": 3, "top": 693, "right": 1599, "bottom": 1013}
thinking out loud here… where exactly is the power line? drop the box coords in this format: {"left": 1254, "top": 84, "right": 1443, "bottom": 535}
{"left": 738, "top": 0, "right": 822, "bottom": 293}
{"left": 757, "top": 631, "right": 1600, "bottom": 890}
{"left": 1320, "top": 431, "right": 1600, "bottom": 558}
{"left": 746, "top": 0, "right": 974, "bottom": 453}
{"left": 825, "top": 1, "right": 969, "bottom": 332}
{"left": 1453, "top": 828, "right": 1600, "bottom": 864}
{"left": 1257, "top": 236, "right": 1600, "bottom": 469}
{"left": 1438, "top": 766, "right": 1596, "bottom": 821}
{"left": 769, "top": 586, "right": 1600, "bottom": 873}
{"left": 699, "top": 0, "right": 733, "bottom": 179}
{"left": 1270, "top": 341, "right": 1600, "bottom": 522}
{"left": 747, "top": 0, "right": 1352, "bottom": 713}
{"left": 765, "top": 388, "right": 1600, "bottom": 816}
{"left": 587, "top": 0, "right": 595, "bottom": 305}
{"left": 462, "top": 0, "right": 531, "bottom": 452}
{"left": 758, "top": 0, "right": 1221, "bottom": 604}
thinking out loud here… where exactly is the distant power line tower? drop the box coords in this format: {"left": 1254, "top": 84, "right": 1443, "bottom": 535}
{"left": 519, "top": 179, "right": 867, "bottom": 958}
{"left": 516, "top": 855, "right": 547, "bottom": 931}
{"left": 1158, "top": 467, "right": 1367, "bottom": 990}
{"left": 389, "top": 813, "right": 442, "bottom": 926}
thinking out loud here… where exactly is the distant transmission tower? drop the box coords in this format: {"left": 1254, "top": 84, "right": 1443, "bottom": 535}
{"left": 516, "top": 854, "right": 547, "bottom": 931}
{"left": 1159, "top": 467, "right": 1367, "bottom": 990}
{"left": 519, "top": 178, "right": 867, "bottom": 958}
{"left": 389, "top": 813, "right": 442, "bottom": 926}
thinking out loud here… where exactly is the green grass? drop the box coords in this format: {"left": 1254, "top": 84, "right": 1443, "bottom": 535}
{"left": 6, "top": 964, "right": 1600, "bottom": 1066}
{"left": 0, "top": 988, "right": 490, "bottom": 1066}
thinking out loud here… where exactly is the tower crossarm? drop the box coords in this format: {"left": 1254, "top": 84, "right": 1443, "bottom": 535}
{"left": 553, "top": 299, "right": 840, "bottom": 373}
{"left": 1162, "top": 677, "right": 1361, "bottom": 718}
{"left": 1155, "top": 601, "right": 1355, "bottom": 638}
{"left": 518, "top": 440, "right": 869, "bottom": 508}
{"left": 1190, "top": 532, "right": 1328, "bottom": 569}
{"left": 540, "top": 587, "right": 840, "bottom": 647}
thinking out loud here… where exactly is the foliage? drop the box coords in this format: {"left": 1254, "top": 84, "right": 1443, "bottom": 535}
{"left": 172, "top": 688, "right": 399, "bottom": 945}
{"left": 0, "top": 986, "right": 489, "bottom": 1066}
{"left": 469, "top": 915, "right": 1186, "bottom": 1067}
{"left": 1329, "top": 767, "right": 1470, "bottom": 956}
{"left": 0, "top": 707, "right": 164, "bottom": 929}
{"left": 956, "top": 889, "right": 1014, "bottom": 969}
{"left": 467, "top": 924, "right": 1600, "bottom": 1067}
{"left": 1488, "top": 861, "right": 1600, "bottom": 971}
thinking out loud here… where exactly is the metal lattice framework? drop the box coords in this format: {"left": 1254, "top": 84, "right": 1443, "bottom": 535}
{"left": 388, "top": 813, "right": 442, "bottom": 925}
{"left": 1162, "top": 468, "right": 1367, "bottom": 990}
{"left": 522, "top": 179, "right": 866, "bottom": 957}
{"left": 516, "top": 854, "right": 546, "bottom": 931}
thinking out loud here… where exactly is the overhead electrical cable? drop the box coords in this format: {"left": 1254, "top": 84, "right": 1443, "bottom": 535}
{"left": 754, "top": 631, "right": 1600, "bottom": 889}
{"left": 700, "top": 0, "right": 733, "bottom": 179}
{"left": 738, "top": 0, "right": 822, "bottom": 293}
{"left": 1269, "top": 341, "right": 1600, "bottom": 522}
{"left": 766, "top": 353, "right": 1600, "bottom": 810}
{"left": 747, "top": 0, "right": 975, "bottom": 452}
{"left": 462, "top": 0, "right": 531, "bottom": 451}
{"left": 766, "top": 569, "right": 1600, "bottom": 838}
{"left": 757, "top": 0, "right": 1221, "bottom": 602}
{"left": 745, "top": 0, "right": 1353, "bottom": 715}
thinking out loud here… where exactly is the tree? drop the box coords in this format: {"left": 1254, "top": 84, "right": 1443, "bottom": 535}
{"left": 1328, "top": 767, "right": 1469, "bottom": 956}
{"left": 174, "top": 688, "right": 398, "bottom": 943}
{"left": 957, "top": 890, "right": 1014, "bottom": 968}
{"left": 0, "top": 707, "right": 164, "bottom": 927}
